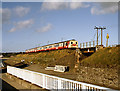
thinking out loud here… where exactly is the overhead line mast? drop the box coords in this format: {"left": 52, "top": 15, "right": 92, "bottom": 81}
{"left": 94, "top": 26, "right": 99, "bottom": 46}
{"left": 94, "top": 26, "right": 106, "bottom": 46}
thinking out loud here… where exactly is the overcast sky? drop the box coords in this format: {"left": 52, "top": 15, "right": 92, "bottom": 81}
{"left": 1, "top": 1, "right": 118, "bottom": 52}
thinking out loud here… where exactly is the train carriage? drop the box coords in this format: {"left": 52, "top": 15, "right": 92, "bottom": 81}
{"left": 25, "top": 39, "right": 78, "bottom": 53}
{"left": 58, "top": 43, "right": 64, "bottom": 49}
{"left": 37, "top": 47, "right": 42, "bottom": 52}
{"left": 48, "top": 45, "right": 54, "bottom": 50}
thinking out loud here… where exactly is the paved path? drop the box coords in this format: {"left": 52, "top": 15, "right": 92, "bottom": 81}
{"left": 0, "top": 73, "right": 47, "bottom": 91}
{"left": 0, "top": 73, "right": 28, "bottom": 90}
{"left": 1, "top": 78, "right": 19, "bottom": 91}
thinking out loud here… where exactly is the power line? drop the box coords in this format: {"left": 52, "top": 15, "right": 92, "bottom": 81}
{"left": 91, "top": 32, "right": 96, "bottom": 41}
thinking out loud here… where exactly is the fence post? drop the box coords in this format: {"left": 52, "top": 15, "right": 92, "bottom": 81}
{"left": 58, "top": 79, "right": 62, "bottom": 89}
{"left": 89, "top": 42, "right": 91, "bottom": 47}
{"left": 83, "top": 43, "right": 84, "bottom": 48}
{"left": 80, "top": 43, "right": 82, "bottom": 48}
{"left": 45, "top": 75, "right": 47, "bottom": 88}
{"left": 82, "top": 85, "right": 86, "bottom": 89}
{"left": 86, "top": 42, "right": 88, "bottom": 48}
{"left": 93, "top": 41, "right": 95, "bottom": 47}
{"left": 43, "top": 74, "right": 45, "bottom": 88}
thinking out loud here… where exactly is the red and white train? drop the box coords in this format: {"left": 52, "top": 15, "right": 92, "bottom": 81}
{"left": 25, "top": 39, "right": 78, "bottom": 53}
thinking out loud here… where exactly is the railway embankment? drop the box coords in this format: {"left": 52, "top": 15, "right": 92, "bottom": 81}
{"left": 4, "top": 47, "right": 120, "bottom": 90}
{"left": 76, "top": 46, "right": 119, "bottom": 89}
{"left": 4, "top": 49, "right": 86, "bottom": 71}
{"left": 76, "top": 66, "right": 118, "bottom": 89}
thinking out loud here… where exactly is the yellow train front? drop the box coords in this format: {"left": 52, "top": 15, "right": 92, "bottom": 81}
{"left": 25, "top": 39, "right": 78, "bottom": 53}
{"left": 66, "top": 40, "right": 78, "bottom": 48}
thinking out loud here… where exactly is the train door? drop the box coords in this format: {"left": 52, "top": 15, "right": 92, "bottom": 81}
{"left": 63, "top": 42, "right": 68, "bottom": 48}
{"left": 63, "top": 42, "right": 66, "bottom": 47}
{"left": 63, "top": 42, "right": 65, "bottom": 48}
{"left": 67, "top": 41, "right": 70, "bottom": 48}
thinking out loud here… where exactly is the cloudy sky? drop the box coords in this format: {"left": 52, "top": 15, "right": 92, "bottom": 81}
{"left": 1, "top": 1, "right": 118, "bottom": 52}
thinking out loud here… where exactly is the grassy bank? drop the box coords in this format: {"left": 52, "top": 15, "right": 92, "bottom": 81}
{"left": 4, "top": 47, "right": 119, "bottom": 68}
{"left": 4, "top": 49, "right": 79, "bottom": 70}
{"left": 4, "top": 47, "right": 120, "bottom": 89}
{"left": 80, "top": 47, "right": 120, "bottom": 68}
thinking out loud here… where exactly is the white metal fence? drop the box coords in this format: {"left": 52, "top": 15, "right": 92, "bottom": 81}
{"left": 7, "top": 66, "right": 111, "bottom": 91}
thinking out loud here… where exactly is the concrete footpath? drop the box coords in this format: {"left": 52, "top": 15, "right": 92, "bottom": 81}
{"left": 0, "top": 73, "right": 47, "bottom": 91}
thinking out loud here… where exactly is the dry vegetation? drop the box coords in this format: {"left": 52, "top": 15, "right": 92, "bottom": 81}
{"left": 4, "top": 47, "right": 119, "bottom": 69}
{"left": 4, "top": 47, "right": 120, "bottom": 89}
{"left": 5, "top": 49, "right": 80, "bottom": 70}
{"left": 80, "top": 47, "right": 120, "bottom": 68}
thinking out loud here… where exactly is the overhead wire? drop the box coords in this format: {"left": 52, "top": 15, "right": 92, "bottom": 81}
{"left": 98, "top": 32, "right": 101, "bottom": 44}
{"left": 91, "top": 32, "right": 96, "bottom": 41}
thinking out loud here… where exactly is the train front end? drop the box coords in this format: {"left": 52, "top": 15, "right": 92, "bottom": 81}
{"left": 68, "top": 40, "right": 78, "bottom": 48}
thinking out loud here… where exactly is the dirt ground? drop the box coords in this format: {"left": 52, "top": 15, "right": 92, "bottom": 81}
{"left": 24, "top": 64, "right": 79, "bottom": 81}
{"left": 24, "top": 64, "right": 119, "bottom": 90}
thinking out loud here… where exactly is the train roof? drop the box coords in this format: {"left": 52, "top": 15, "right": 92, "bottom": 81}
{"left": 42, "top": 39, "right": 76, "bottom": 46}
{"left": 26, "top": 39, "right": 76, "bottom": 50}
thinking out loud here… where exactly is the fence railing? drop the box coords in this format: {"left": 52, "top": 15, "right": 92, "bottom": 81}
{"left": 80, "top": 41, "right": 96, "bottom": 48}
{"left": 7, "top": 66, "right": 111, "bottom": 90}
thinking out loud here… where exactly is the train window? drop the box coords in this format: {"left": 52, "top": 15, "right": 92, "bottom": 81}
{"left": 43, "top": 47, "right": 47, "bottom": 49}
{"left": 71, "top": 42, "right": 73, "bottom": 44}
{"left": 64, "top": 42, "right": 66, "bottom": 45}
{"left": 55, "top": 44, "right": 59, "bottom": 47}
{"left": 76, "top": 42, "right": 77, "bottom": 44}
{"left": 49, "top": 46, "right": 52, "bottom": 48}
{"left": 59, "top": 43, "right": 63, "bottom": 46}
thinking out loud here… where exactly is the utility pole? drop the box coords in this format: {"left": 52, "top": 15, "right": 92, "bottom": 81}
{"left": 94, "top": 26, "right": 106, "bottom": 46}
{"left": 94, "top": 26, "right": 99, "bottom": 46}
{"left": 100, "top": 27, "right": 106, "bottom": 46}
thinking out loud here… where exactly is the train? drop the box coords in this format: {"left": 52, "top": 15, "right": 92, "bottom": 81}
{"left": 25, "top": 39, "right": 78, "bottom": 53}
